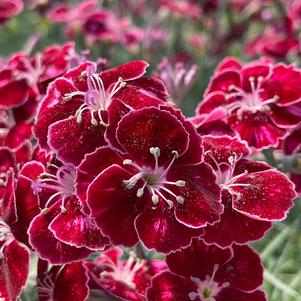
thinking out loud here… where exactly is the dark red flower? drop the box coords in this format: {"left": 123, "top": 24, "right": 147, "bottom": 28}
{"left": 86, "top": 247, "right": 166, "bottom": 301}
{"left": 147, "top": 239, "right": 266, "bottom": 301}
{"left": 197, "top": 57, "right": 301, "bottom": 149}
{"left": 34, "top": 60, "right": 167, "bottom": 165}
{"left": 80, "top": 106, "right": 222, "bottom": 253}
{"left": 201, "top": 135, "right": 295, "bottom": 247}
{"left": 28, "top": 159, "right": 109, "bottom": 264}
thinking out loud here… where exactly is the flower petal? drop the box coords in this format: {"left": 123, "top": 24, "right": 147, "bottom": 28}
{"left": 216, "top": 245, "right": 264, "bottom": 291}
{"left": 147, "top": 271, "right": 197, "bottom": 301}
{"left": 116, "top": 107, "right": 189, "bottom": 168}
{"left": 231, "top": 169, "right": 296, "bottom": 221}
{"left": 136, "top": 205, "right": 204, "bottom": 254}
{"left": 28, "top": 202, "right": 92, "bottom": 264}
{"left": 166, "top": 239, "right": 232, "bottom": 279}
{"left": 170, "top": 163, "right": 223, "bottom": 228}
{"left": 87, "top": 164, "right": 146, "bottom": 247}
{"left": 216, "top": 288, "right": 267, "bottom": 301}
{"left": 49, "top": 196, "right": 110, "bottom": 250}
{"left": 0, "top": 241, "right": 30, "bottom": 301}
{"left": 48, "top": 113, "right": 106, "bottom": 165}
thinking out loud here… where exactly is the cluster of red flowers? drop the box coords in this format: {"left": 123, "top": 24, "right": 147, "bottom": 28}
{"left": 0, "top": 41, "right": 299, "bottom": 300}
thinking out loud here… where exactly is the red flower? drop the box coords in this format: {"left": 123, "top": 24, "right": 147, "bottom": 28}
{"left": 28, "top": 158, "right": 109, "bottom": 264}
{"left": 147, "top": 239, "right": 267, "bottom": 301}
{"left": 197, "top": 57, "right": 301, "bottom": 149}
{"left": 201, "top": 135, "right": 295, "bottom": 247}
{"left": 86, "top": 247, "right": 166, "bottom": 301}
{"left": 37, "top": 260, "right": 89, "bottom": 301}
{"left": 0, "top": 0, "right": 23, "bottom": 26}
{"left": 79, "top": 106, "right": 222, "bottom": 253}
{"left": 34, "top": 60, "right": 167, "bottom": 165}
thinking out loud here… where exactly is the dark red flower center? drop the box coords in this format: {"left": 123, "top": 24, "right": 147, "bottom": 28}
{"left": 206, "top": 151, "right": 251, "bottom": 193}
{"left": 225, "top": 76, "right": 278, "bottom": 118}
{"left": 123, "top": 147, "right": 186, "bottom": 208}
{"left": 188, "top": 264, "right": 229, "bottom": 301}
{"left": 32, "top": 164, "right": 76, "bottom": 213}
{"left": 99, "top": 251, "right": 145, "bottom": 289}
{"left": 63, "top": 64, "right": 126, "bottom": 127}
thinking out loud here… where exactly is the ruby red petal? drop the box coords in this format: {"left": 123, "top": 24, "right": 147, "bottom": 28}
{"left": 28, "top": 202, "right": 92, "bottom": 264}
{"left": 196, "top": 92, "right": 227, "bottom": 114}
{"left": 53, "top": 263, "right": 89, "bottom": 301}
{"left": 4, "top": 123, "right": 32, "bottom": 149}
{"left": 49, "top": 196, "right": 110, "bottom": 250}
{"left": 216, "top": 57, "right": 242, "bottom": 72}
{"left": 11, "top": 174, "right": 40, "bottom": 247}
{"left": 0, "top": 168, "right": 17, "bottom": 225}
{"left": 231, "top": 169, "right": 296, "bottom": 221}
{"left": 203, "top": 135, "right": 250, "bottom": 165}
{"left": 76, "top": 146, "right": 123, "bottom": 209}
{"left": 216, "top": 245, "right": 263, "bottom": 291}
{"left": 87, "top": 165, "right": 146, "bottom": 247}
{"left": 0, "top": 241, "right": 29, "bottom": 301}
{"left": 33, "top": 78, "right": 82, "bottom": 149}
{"left": 100, "top": 60, "right": 149, "bottom": 88}
{"left": 170, "top": 163, "right": 222, "bottom": 228}
{"left": 264, "top": 64, "right": 301, "bottom": 106}
{"left": 136, "top": 205, "right": 204, "bottom": 254}
{"left": 205, "top": 70, "right": 241, "bottom": 96}
{"left": 48, "top": 113, "right": 106, "bottom": 165}
{"left": 0, "top": 79, "right": 28, "bottom": 109}
{"left": 228, "top": 111, "right": 285, "bottom": 149}
{"left": 166, "top": 239, "right": 232, "bottom": 279}
{"left": 147, "top": 271, "right": 198, "bottom": 301}
{"left": 116, "top": 107, "right": 189, "bottom": 168}
{"left": 216, "top": 288, "right": 267, "bottom": 301}
{"left": 202, "top": 195, "right": 272, "bottom": 247}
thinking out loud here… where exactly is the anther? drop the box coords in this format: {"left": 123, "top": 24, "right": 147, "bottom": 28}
{"left": 137, "top": 188, "right": 144, "bottom": 198}
{"left": 175, "top": 180, "right": 186, "bottom": 187}
{"left": 60, "top": 205, "right": 67, "bottom": 213}
{"left": 123, "top": 159, "right": 133, "bottom": 165}
{"left": 176, "top": 196, "right": 184, "bottom": 204}
{"left": 152, "top": 195, "right": 159, "bottom": 205}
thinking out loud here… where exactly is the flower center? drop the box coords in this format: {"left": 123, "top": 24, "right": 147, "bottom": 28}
{"left": 0, "top": 219, "right": 14, "bottom": 259}
{"left": 188, "top": 265, "right": 229, "bottom": 301}
{"left": 63, "top": 64, "right": 126, "bottom": 127}
{"left": 123, "top": 147, "right": 186, "bottom": 209}
{"left": 205, "top": 151, "right": 251, "bottom": 193}
{"left": 38, "top": 273, "right": 56, "bottom": 301}
{"left": 99, "top": 251, "right": 145, "bottom": 289}
{"left": 225, "top": 76, "right": 279, "bottom": 119}
{"left": 32, "top": 163, "right": 76, "bottom": 213}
